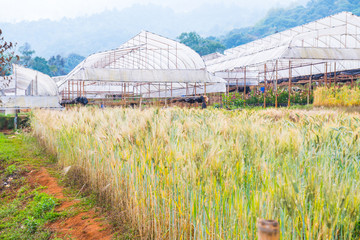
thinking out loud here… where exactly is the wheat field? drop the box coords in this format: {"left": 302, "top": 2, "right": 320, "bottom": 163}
{"left": 31, "top": 107, "right": 360, "bottom": 239}
{"left": 314, "top": 86, "right": 360, "bottom": 107}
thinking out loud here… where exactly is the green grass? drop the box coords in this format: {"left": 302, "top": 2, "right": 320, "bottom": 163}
{"left": 0, "top": 189, "right": 60, "bottom": 240}
{"left": 0, "top": 132, "right": 136, "bottom": 239}
{"left": 0, "top": 133, "right": 63, "bottom": 239}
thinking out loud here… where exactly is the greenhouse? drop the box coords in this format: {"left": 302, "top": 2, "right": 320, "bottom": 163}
{"left": 205, "top": 12, "right": 360, "bottom": 106}
{"left": 0, "top": 64, "right": 61, "bottom": 113}
{"left": 57, "top": 31, "right": 226, "bottom": 103}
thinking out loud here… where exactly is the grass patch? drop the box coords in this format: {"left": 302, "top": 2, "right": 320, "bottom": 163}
{"left": 0, "top": 133, "right": 63, "bottom": 239}
{"left": 0, "top": 189, "right": 60, "bottom": 239}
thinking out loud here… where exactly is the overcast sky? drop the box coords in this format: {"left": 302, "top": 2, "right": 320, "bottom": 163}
{"left": 0, "top": 0, "right": 310, "bottom": 22}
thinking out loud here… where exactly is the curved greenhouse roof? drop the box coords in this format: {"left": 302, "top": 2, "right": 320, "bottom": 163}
{"left": 0, "top": 64, "right": 58, "bottom": 96}
{"left": 206, "top": 12, "right": 360, "bottom": 82}
{"left": 59, "top": 31, "right": 223, "bottom": 86}
{"left": 58, "top": 31, "right": 225, "bottom": 100}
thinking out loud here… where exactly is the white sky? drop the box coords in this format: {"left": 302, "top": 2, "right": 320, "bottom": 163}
{"left": 0, "top": 0, "right": 310, "bottom": 22}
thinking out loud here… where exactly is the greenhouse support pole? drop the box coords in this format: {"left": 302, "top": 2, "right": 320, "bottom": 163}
{"left": 171, "top": 82, "right": 173, "bottom": 98}
{"left": 194, "top": 83, "right": 197, "bottom": 95}
{"left": 14, "top": 109, "right": 18, "bottom": 130}
{"left": 275, "top": 61, "right": 278, "bottom": 108}
{"left": 140, "top": 83, "right": 143, "bottom": 109}
{"left": 264, "top": 64, "right": 267, "bottom": 108}
{"left": 165, "top": 83, "right": 167, "bottom": 107}
{"left": 68, "top": 81, "right": 70, "bottom": 100}
{"left": 334, "top": 62, "right": 337, "bottom": 87}
{"left": 236, "top": 78, "right": 239, "bottom": 93}
{"left": 308, "top": 65, "right": 312, "bottom": 105}
{"left": 227, "top": 71, "right": 230, "bottom": 96}
{"left": 288, "top": 61, "right": 292, "bottom": 108}
{"left": 124, "top": 83, "right": 127, "bottom": 107}
{"left": 204, "top": 82, "right": 207, "bottom": 96}
{"left": 243, "top": 68, "right": 247, "bottom": 104}
{"left": 14, "top": 65, "right": 17, "bottom": 96}
{"left": 351, "top": 75, "right": 354, "bottom": 89}
{"left": 325, "top": 63, "right": 328, "bottom": 87}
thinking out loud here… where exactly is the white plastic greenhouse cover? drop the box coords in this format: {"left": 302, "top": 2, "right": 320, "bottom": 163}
{"left": 0, "top": 64, "right": 58, "bottom": 96}
{"left": 206, "top": 12, "right": 360, "bottom": 80}
{"left": 58, "top": 31, "right": 225, "bottom": 91}
{"left": 0, "top": 65, "right": 61, "bottom": 110}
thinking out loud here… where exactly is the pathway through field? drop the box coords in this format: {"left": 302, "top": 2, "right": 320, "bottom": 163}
{"left": 27, "top": 167, "right": 113, "bottom": 240}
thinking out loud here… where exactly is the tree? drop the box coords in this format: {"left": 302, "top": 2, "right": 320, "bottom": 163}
{"left": 48, "top": 55, "right": 66, "bottom": 76}
{"left": 64, "top": 53, "right": 85, "bottom": 73}
{"left": 177, "top": 32, "right": 226, "bottom": 56}
{"left": 0, "top": 29, "right": 19, "bottom": 92}
{"left": 18, "top": 43, "right": 35, "bottom": 67}
{"left": 0, "top": 29, "right": 18, "bottom": 76}
{"left": 30, "top": 57, "right": 51, "bottom": 76}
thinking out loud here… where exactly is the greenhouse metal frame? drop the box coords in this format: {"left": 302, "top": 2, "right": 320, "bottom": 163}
{"left": 58, "top": 31, "right": 225, "bottom": 105}
{"left": 205, "top": 11, "right": 360, "bottom": 107}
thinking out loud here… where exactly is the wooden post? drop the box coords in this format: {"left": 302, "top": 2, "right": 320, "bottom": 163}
{"left": 325, "top": 63, "right": 328, "bottom": 87}
{"left": 171, "top": 82, "right": 173, "bottom": 98}
{"left": 334, "top": 62, "right": 337, "bottom": 87}
{"left": 165, "top": 83, "right": 167, "bottom": 107}
{"left": 264, "top": 64, "right": 267, "bottom": 108}
{"left": 308, "top": 64, "right": 312, "bottom": 105}
{"left": 124, "top": 83, "right": 127, "bottom": 107}
{"left": 236, "top": 77, "right": 239, "bottom": 93}
{"left": 68, "top": 80, "right": 70, "bottom": 100}
{"left": 288, "top": 61, "right": 292, "bottom": 107}
{"left": 227, "top": 79, "right": 230, "bottom": 97}
{"left": 275, "top": 61, "right": 278, "bottom": 108}
{"left": 257, "top": 219, "right": 280, "bottom": 240}
{"left": 243, "top": 66, "right": 247, "bottom": 107}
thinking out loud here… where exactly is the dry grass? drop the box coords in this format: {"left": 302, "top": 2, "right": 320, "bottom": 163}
{"left": 314, "top": 86, "right": 360, "bottom": 107}
{"left": 31, "top": 107, "right": 360, "bottom": 239}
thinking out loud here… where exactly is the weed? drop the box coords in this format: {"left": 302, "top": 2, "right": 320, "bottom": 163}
{"left": 5, "top": 164, "right": 17, "bottom": 176}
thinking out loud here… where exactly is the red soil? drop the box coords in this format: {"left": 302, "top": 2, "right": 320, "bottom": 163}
{"left": 27, "top": 167, "right": 113, "bottom": 240}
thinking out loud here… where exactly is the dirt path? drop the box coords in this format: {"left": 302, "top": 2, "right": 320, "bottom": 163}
{"left": 27, "top": 167, "right": 114, "bottom": 240}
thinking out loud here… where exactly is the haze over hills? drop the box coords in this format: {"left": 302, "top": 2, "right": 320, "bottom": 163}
{"left": 0, "top": 3, "right": 268, "bottom": 58}
{"left": 2, "top": 0, "right": 359, "bottom": 78}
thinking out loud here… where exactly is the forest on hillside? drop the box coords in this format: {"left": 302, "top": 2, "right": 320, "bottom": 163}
{"left": 179, "top": 0, "right": 360, "bottom": 55}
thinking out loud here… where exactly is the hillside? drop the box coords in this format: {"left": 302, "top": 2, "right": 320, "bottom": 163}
{"left": 218, "top": 0, "right": 360, "bottom": 48}
{"left": 0, "top": 3, "right": 265, "bottom": 58}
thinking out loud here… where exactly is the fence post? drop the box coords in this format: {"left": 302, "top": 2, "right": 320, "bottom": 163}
{"left": 257, "top": 219, "right": 280, "bottom": 240}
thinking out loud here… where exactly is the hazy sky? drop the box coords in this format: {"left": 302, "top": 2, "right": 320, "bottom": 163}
{"left": 0, "top": 0, "right": 310, "bottom": 22}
